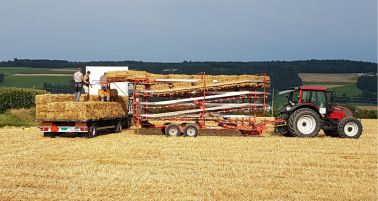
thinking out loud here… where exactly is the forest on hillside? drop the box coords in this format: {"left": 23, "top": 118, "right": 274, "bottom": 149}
{"left": 1, "top": 59, "right": 376, "bottom": 90}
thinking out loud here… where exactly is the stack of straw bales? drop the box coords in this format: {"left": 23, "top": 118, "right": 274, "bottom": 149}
{"left": 35, "top": 94, "right": 128, "bottom": 121}
{"left": 106, "top": 70, "right": 270, "bottom": 91}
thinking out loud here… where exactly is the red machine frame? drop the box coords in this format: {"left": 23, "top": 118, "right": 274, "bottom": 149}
{"left": 111, "top": 73, "right": 284, "bottom": 136}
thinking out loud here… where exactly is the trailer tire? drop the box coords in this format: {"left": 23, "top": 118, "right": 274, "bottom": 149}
{"left": 114, "top": 120, "right": 123, "bottom": 133}
{"left": 165, "top": 124, "right": 180, "bottom": 137}
{"left": 184, "top": 124, "right": 198, "bottom": 137}
{"left": 43, "top": 132, "right": 57, "bottom": 138}
{"left": 124, "top": 117, "right": 132, "bottom": 129}
{"left": 161, "top": 122, "right": 172, "bottom": 135}
{"left": 288, "top": 108, "right": 321, "bottom": 137}
{"left": 88, "top": 124, "right": 97, "bottom": 138}
{"left": 337, "top": 117, "right": 362, "bottom": 139}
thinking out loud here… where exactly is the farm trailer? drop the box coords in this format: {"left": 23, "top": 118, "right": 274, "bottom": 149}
{"left": 107, "top": 72, "right": 282, "bottom": 137}
{"left": 36, "top": 97, "right": 133, "bottom": 138}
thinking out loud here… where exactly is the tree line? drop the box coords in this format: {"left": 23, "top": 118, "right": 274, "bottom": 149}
{"left": 357, "top": 74, "right": 377, "bottom": 92}
{"left": 1, "top": 58, "right": 376, "bottom": 90}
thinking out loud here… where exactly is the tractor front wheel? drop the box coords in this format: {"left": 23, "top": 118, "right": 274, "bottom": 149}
{"left": 337, "top": 117, "right": 362, "bottom": 139}
{"left": 288, "top": 108, "right": 321, "bottom": 137}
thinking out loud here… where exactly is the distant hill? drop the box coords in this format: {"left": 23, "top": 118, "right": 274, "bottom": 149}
{"left": 1, "top": 59, "right": 376, "bottom": 90}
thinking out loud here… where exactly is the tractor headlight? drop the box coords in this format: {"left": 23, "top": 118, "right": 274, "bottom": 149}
{"left": 285, "top": 105, "right": 292, "bottom": 111}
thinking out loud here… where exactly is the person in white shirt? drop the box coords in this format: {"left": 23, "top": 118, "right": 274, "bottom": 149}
{"left": 73, "top": 68, "right": 83, "bottom": 101}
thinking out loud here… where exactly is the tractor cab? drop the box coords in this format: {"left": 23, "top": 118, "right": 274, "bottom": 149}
{"left": 275, "top": 86, "right": 362, "bottom": 138}
{"left": 279, "top": 86, "right": 332, "bottom": 117}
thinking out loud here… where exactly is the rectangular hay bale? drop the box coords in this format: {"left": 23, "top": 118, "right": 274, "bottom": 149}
{"left": 36, "top": 101, "right": 128, "bottom": 121}
{"left": 35, "top": 94, "right": 129, "bottom": 121}
{"left": 106, "top": 70, "right": 270, "bottom": 91}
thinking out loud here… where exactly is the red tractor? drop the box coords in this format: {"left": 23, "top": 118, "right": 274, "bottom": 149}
{"left": 275, "top": 86, "right": 363, "bottom": 138}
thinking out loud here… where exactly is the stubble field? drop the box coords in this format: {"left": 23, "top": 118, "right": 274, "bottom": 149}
{"left": 0, "top": 119, "right": 377, "bottom": 200}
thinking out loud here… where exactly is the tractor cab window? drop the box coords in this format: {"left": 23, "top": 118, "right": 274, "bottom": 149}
{"left": 326, "top": 91, "right": 335, "bottom": 105}
{"left": 289, "top": 91, "right": 300, "bottom": 104}
{"left": 302, "top": 91, "right": 326, "bottom": 107}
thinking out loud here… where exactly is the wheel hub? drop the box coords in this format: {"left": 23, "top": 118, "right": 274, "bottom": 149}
{"left": 168, "top": 128, "right": 178, "bottom": 136}
{"left": 187, "top": 127, "right": 196, "bottom": 136}
{"left": 344, "top": 122, "right": 358, "bottom": 137}
{"left": 297, "top": 115, "right": 316, "bottom": 135}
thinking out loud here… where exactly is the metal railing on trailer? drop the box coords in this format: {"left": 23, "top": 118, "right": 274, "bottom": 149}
{"left": 108, "top": 72, "right": 283, "bottom": 137}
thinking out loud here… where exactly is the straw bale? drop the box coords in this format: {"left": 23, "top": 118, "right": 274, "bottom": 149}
{"left": 35, "top": 94, "right": 129, "bottom": 121}
{"left": 97, "top": 89, "right": 118, "bottom": 97}
{"left": 36, "top": 102, "right": 128, "bottom": 121}
{"left": 35, "top": 93, "right": 126, "bottom": 104}
{"left": 35, "top": 94, "right": 73, "bottom": 105}
{"left": 106, "top": 70, "right": 270, "bottom": 91}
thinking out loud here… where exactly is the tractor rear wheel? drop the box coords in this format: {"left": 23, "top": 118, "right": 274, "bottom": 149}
{"left": 288, "top": 108, "right": 321, "bottom": 137}
{"left": 337, "top": 117, "right": 362, "bottom": 139}
{"left": 274, "top": 113, "right": 293, "bottom": 137}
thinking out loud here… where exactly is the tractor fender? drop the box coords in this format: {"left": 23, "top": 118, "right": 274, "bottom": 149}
{"left": 290, "top": 104, "right": 321, "bottom": 117}
{"left": 327, "top": 106, "right": 353, "bottom": 121}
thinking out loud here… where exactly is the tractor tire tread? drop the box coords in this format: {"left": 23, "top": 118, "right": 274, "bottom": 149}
{"left": 288, "top": 108, "right": 321, "bottom": 137}
{"left": 337, "top": 117, "right": 363, "bottom": 139}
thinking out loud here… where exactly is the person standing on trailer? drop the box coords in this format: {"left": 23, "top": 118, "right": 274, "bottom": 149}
{"left": 100, "top": 72, "right": 110, "bottom": 101}
{"left": 83, "top": 71, "right": 91, "bottom": 95}
{"left": 73, "top": 68, "right": 83, "bottom": 102}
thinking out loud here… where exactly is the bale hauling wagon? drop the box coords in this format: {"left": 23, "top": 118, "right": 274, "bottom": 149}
{"left": 36, "top": 94, "right": 131, "bottom": 137}
{"left": 106, "top": 70, "right": 280, "bottom": 137}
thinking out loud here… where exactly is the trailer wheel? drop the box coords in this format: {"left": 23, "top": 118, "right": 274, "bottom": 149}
{"left": 161, "top": 127, "right": 166, "bottom": 135}
{"left": 88, "top": 124, "right": 97, "bottom": 138}
{"left": 337, "top": 117, "right": 362, "bottom": 139}
{"left": 124, "top": 117, "right": 132, "bottom": 129}
{"left": 114, "top": 121, "right": 123, "bottom": 133}
{"left": 288, "top": 108, "right": 321, "bottom": 137}
{"left": 165, "top": 124, "right": 180, "bottom": 137}
{"left": 184, "top": 124, "right": 198, "bottom": 137}
{"left": 161, "top": 122, "right": 172, "bottom": 135}
{"left": 43, "top": 132, "right": 57, "bottom": 138}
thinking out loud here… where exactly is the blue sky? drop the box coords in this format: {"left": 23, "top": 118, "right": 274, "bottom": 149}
{"left": 0, "top": 0, "right": 377, "bottom": 62}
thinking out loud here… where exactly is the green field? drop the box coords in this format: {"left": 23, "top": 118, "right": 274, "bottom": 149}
{"left": 0, "top": 68, "right": 375, "bottom": 111}
{"left": 303, "top": 82, "right": 362, "bottom": 97}
{"left": 0, "top": 67, "right": 73, "bottom": 88}
{"left": 0, "top": 67, "right": 75, "bottom": 74}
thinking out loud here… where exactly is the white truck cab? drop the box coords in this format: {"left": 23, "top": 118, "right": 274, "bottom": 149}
{"left": 85, "top": 66, "right": 129, "bottom": 96}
